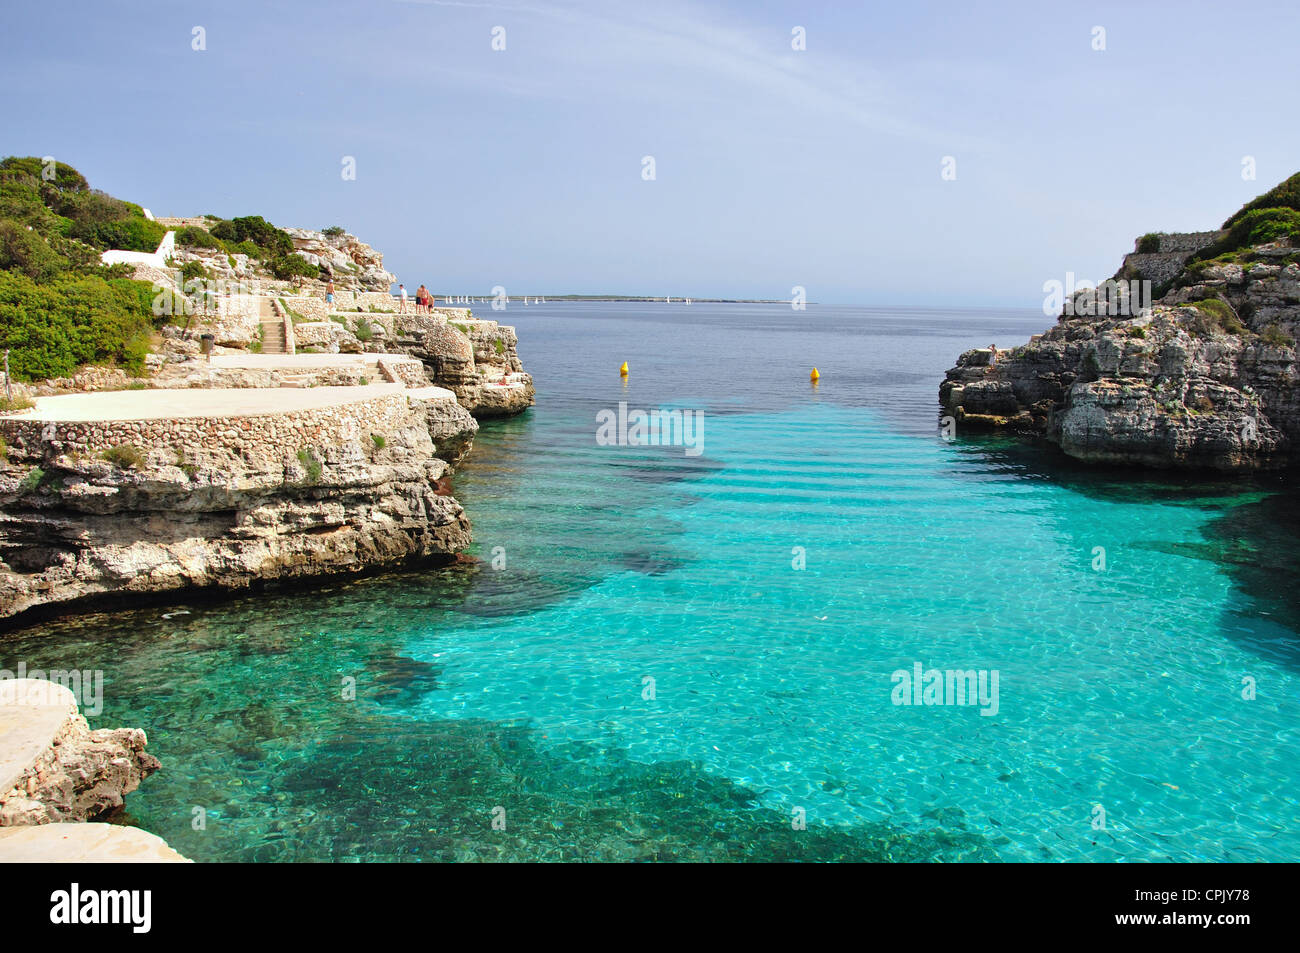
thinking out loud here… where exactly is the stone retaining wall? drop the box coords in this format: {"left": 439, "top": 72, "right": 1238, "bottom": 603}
{"left": 0, "top": 392, "right": 422, "bottom": 465}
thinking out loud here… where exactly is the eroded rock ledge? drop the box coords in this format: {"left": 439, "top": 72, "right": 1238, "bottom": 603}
{"left": 941, "top": 207, "right": 1300, "bottom": 471}
{"left": 0, "top": 679, "right": 159, "bottom": 825}
{"left": 0, "top": 386, "right": 475, "bottom": 623}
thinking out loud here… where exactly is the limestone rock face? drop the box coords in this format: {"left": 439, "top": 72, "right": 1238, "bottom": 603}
{"left": 384, "top": 313, "right": 536, "bottom": 418}
{"left": 0, "top": 680, "right": 160, "bottom": 826}
{"left": 283, "top": 227, "right": 395, "bottom": 291}
{"left": 941, "top": 233, "right": 1300, "bottom": 471}
{"left": 0, "top": 392, "right": 476, "bottom": 623}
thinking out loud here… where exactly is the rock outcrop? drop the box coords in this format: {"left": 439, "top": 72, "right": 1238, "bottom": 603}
{"left": 0, "top": 679, "right": 160, "bottom": 825}
{"left": 941, "top": 175, "right": 1300, "bottom": 470}
{"left": 0, "top": 388, "right": 476, "bottom": 623}
{"left": 387, "top": 313, "right": 536, "bottom": 417}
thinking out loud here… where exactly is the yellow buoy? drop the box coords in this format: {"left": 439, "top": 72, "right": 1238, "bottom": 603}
{"left": 810, "top": 367, "right": 820, "bottom": 382}
{"left": 620, "top": 361, "right": 629, "bottom": 376}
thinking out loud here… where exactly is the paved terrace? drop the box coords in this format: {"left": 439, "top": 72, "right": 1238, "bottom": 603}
{"left": 6, "top": 382, "right": 460, "bottom": 422}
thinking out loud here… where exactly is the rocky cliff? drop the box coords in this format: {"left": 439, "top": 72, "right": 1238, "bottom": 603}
{"left": 941, "top": 174, "right": 1300, "bottom": 470}
{"left": 0, "top": 388, "right": 475, "bottom": 624}
{"left": 0, "top": 679, "right": 160, "bottom": 825}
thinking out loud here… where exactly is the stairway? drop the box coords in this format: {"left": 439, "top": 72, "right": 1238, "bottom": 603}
{"left": 259, "top": 298, "right": 287, "bottom": 355}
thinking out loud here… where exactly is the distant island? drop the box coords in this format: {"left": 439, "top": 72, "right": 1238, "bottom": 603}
{"left": 441, "top": 294, "right": 794, "bottom": 304}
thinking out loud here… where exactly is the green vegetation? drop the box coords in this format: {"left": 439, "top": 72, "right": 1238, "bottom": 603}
{"left": 0, "top": 394, "right": 35, "bottom": 413}
{"left": 296, "top": 448, "right": 322, "bottom": 484}
{"left": 450, "top": 322, "right": 471, "bottom": 335}
{"left": 322, "top": 226, "right": 345, "bottom": 238}
{"left": 370, "top": 434, "right": 386, "bottom": 450}
{"left": 0, "top": 269, "right": 156, "bottom": 379}
{"left": 100, "top": 443, "right": 145, "bottom": 469}
{"left": 0, "top": 435, "right": 6, "bottom": 460}
{"left": 1136, "top": 233, "right": 1162, "bottom": 254}
{"left": 493, "top": 337, "right": 506, "bottom": 355}
{"left": 0, "top": 157, "right": 166, "bottom": 381}
{"left": 353, "top": 317, "right": 373, "bottom": 341}
{"left": 18, "top": 467, "right": 44, "bottom": 492}
{"left": 1127, "top": 326, "right": 1146, "bottom": 339}
{"left": 176, "top": 214, "right": 320, "bottom": 282}
{"left": 1261, "top": 323, "right": 1295, "bottom": 347}
{"left": 1224, "top": 172, "right": 1300, "bottom": 227}
{"left": 1186, "top": 298, "right": 1246, "bottom": 336}
{"left": 179, "top": 259, "right": 209, "bottom": 282}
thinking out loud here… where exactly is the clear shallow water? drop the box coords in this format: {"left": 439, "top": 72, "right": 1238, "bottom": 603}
{"left": 4, "top": 302, "right": 1300, "bottom": 862}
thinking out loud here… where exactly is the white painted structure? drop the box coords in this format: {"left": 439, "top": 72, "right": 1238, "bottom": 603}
{"left": 100, "top": 230, "right": 175, "bottom": 268}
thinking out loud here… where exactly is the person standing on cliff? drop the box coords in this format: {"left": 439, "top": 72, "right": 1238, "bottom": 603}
{"left": 989, "top": 344, "right": 997, "bottom": 367}
{"left": 325, "top": 280, "right": 335, "bottom": 306}
{"left": 399, "top": 283, "right": 409, "bottom": 313}
{"left": 416, "top": 284, "right": 429, "bottom": 313}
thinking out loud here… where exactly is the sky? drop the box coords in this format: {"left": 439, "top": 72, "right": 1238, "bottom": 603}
{"left": 3, "top": 0, "right": 1298, "bottom": 306}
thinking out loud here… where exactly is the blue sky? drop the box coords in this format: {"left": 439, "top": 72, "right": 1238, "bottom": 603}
{"left": 4, "top": 0, "right": 1297, "bottom": 305}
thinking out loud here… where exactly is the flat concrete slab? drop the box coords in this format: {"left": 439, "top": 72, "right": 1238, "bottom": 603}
{"left": 0, "top": 679, "right": 77, "bottom": 795}
{"left": 207, "top": 352, "right": 413, "bottom": 370}
{"left": 0, "top": 823, "right": 191, "bottom": 863}
{"left": 9, "top": 384, "right": 407, "bottom": 423}
{"left": 404, "top": 386, "right": 459, "bottom": 401}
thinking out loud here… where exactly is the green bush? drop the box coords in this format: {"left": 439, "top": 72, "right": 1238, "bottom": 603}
{"left": 269, "top": 254, "right": 319, "bottom": 281}
{"left": 176, "top": 226, "right": 223, "bottom": 250}
{"left": 296, "top": 448, "right": 322, "bottom": 484}
{"left": 0, "top": 269, "right": 158, "bottom": 380}
{"left": 353, "top": 317, "right": 373, "bottom": 341}
{"left": 370, "top": 434, "right": 386, "bottom": 450}
{"left": 1224, "top": 172, "right": 1300, "bottom": 227}
{"left": 18, "top": 467, "right": 44, "bottom": 492}
{"left": 1195, "top": 208, "right": 1300, "bottom": 262}
{"left": 209, "top": 215, "right": 293, "bottom": 258}
{"left": 322, "top": 226, "right": 345, "bottom": 237}
{"left": 179, "top": 259, "right": 210, "bottom": 282}
{"left": 1261, "top": 324, "right": 1294, "bottom": 347}
{"left": 1136, "top": 233, "right": 1161, "bottom": 254}
{"left": 101, "top": 443, "right": 145, "bottom": 469}
{"left": 1186, "top": 298, "right": 1246, "bottom": 336}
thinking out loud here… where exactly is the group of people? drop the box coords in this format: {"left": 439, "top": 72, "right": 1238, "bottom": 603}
{"left": 396, "top": 284, "right": 436, "bottom": 314}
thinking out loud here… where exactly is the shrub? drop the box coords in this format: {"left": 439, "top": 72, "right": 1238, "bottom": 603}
{"left": 209, "top": 215, "right": 294, "bottom": 258}
{"left": 269, "top": 254, "right": 320, "bottom": 282}
{"left": 1127, "top": 326, "right": 1146, "bottom": 339}
{"left": 296, "top": 448, "right": 322, "bottom": 484}
{"left": 176, "top": 226, "right": 223, "bottom": 250}
{"left": 322, "top": 226, "right": 345, "bottom": 237}
{"left": 101, "top": 443, "right": 145, "bottom": 469}
{"left": 0, "top": 435, "right": 6, "bottom": 460}
{"left": 179, "top": 259, "right": 210, "bottom": 282}
{"left": 1224, "top": 172, "right": 1300, "bottom": 227}
{"left": 494, "top": 337, "right": 506, "bottom": 355}
{"left": 0, "top": 270, "right": 158, "bottom": 380}
{"left": 1186, "top": 298, "right": 1246, "bottom": 336}
{"left": 18, "top": 467, "right": 44, "bottom": 492}
{"left": 1261, "top": 324, "right": 1294, "bottom": 347}
{"left": 353, "top": 317, "right": 373, "bottom": 341}
{"left": 1194, "top": 208, "right": 1300, "bottom": 262}
{"left": 1136, "top": 233, "right": 1162, "bottom": 254}
{"left": 370, "top": 434, "right": 386, "bottom": 450}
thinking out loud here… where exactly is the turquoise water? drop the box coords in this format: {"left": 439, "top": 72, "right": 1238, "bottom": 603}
{"left": 3, "top": 303, "right": 1299, "bottom": 861}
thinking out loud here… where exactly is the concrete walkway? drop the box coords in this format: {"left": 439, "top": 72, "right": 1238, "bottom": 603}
{"left": 8, "top": 383, "right": 422, "bottom": 422}
{"left": 0, "top": 824, "right": 191, "bottom": 862}
{"left": 0, "top": 680, "right": 78, "bottom": 797}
